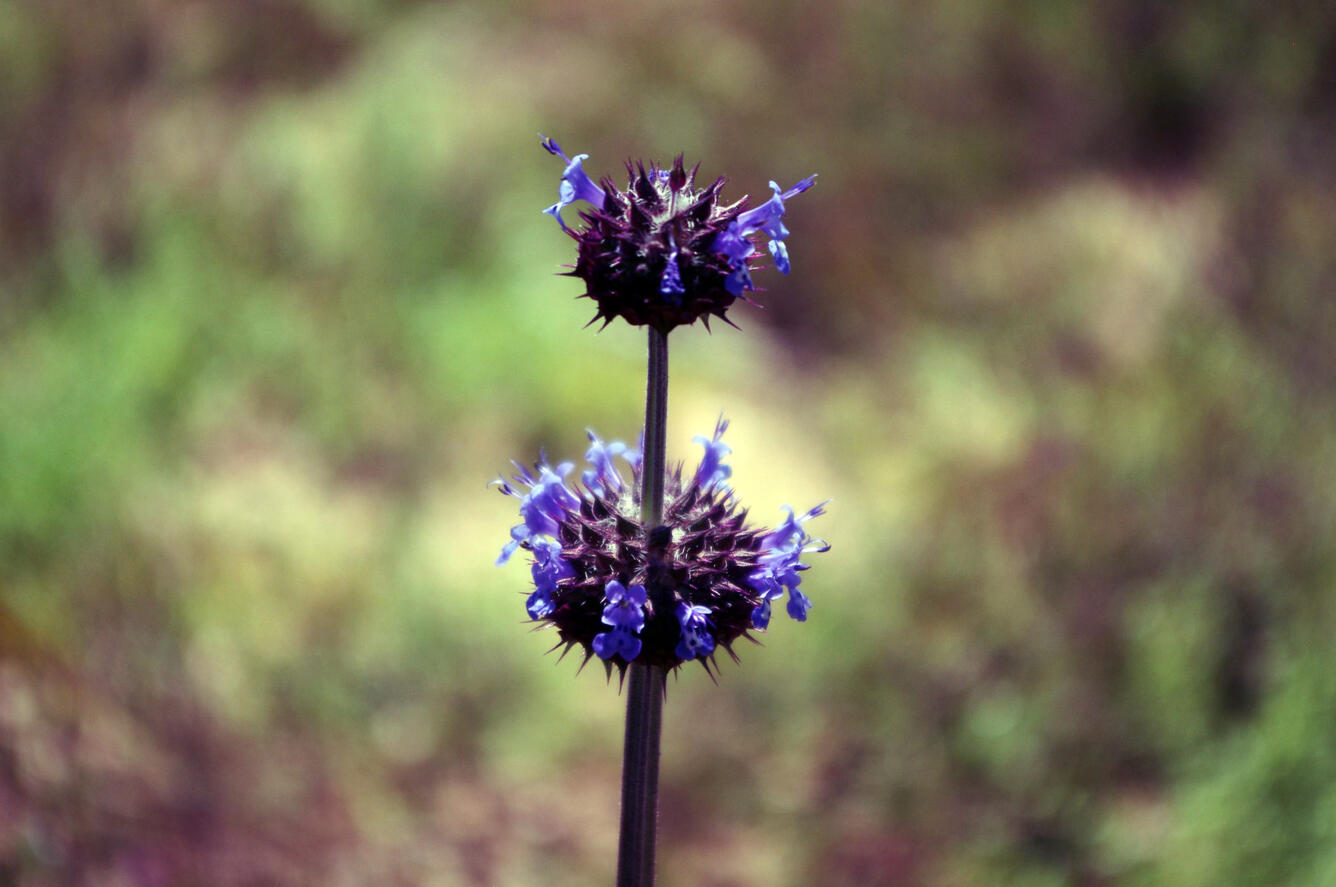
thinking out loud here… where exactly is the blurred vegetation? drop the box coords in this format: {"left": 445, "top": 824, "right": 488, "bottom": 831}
{"left": 2, "top": 1, "right": 1336, "bottom": 885}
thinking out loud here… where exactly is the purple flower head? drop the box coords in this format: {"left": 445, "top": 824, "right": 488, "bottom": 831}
{"left": 496, "top": 420, "right": 829, "bottom": 677}
{"left": 539, "top": 136, "right": 815, "bottom": 333}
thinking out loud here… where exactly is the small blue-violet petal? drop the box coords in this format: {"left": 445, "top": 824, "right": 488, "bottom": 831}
{"left": 520, "top": 464, "right": 579, "bottom": 537}
{"left": 530, "top": 537, "right": 573, "bottom": 592}
{"left": 747, "top": 565, "right": 784, "bottom": 601}
{"left": 542, "top": 151, "right": 607, "bottom": 230}
{"left": 724, "top": 266, "right": 753, "bottom": 296}
{"left": 602, "top": 580, "right": 647, "bottom": 631}
{"left": 539, "top": 135, "right": 566, "bottom": 159}
{"left": 751, "top": 600, "right": 772, "bottom": 630}
{"left": 692, "top": 419, "right": 733, "bottom": 490}
{"left": 660, "top": 234, "right": 685, "bottom": 302}
{"left": 786, "top": 588, "right": 813, "bottom": 622}
{"left": 736, "top": 182, "right": 791, "bottom": 241}
{"left": 674, "top": 602, "right": 716, "bottom": 660}
{"left": 605, "top": 580, "right": 647, "bottom": 607}
{"left": 495, "top": 459, "right": 582, "bottom": 564}
{"left": 594, "top": 626, "right": 642, "bottom": 661}
{"left": 751, "top": 501, "right": 829, "bottom": 622}
{"left": 678, "top": 602, "right": 712, "bottom": 624}
{"left": 527, "top": 587, "right": 555, "bottom": 619}
{"left": 781, "top": 175, "right": 817, "bottom": 199}
{"left": 712, "top": 176, "right": 814, "bottom": 283}
{"left": 584, "top": 430, "right": 627, "bottom": 495}
{"left": 761, "top": 505, "right": 804, "bottom": 552}
{"left": 714, "top": 221, "right": 753, "bottom": 265}
{"left": 602, "top": 598, "right": 646, "bottom": 632}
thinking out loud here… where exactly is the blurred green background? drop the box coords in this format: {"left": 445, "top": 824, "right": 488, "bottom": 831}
{"left": 3, "top": 1, "right": 1336, "bottom": 885}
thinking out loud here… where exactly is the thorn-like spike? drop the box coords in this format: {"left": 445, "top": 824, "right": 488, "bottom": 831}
{"left": 629, "top": 198, "right": 652, "bottom": 231}
{"left": 634, "top": 161, "right": 660, "bottom": 206}
{"left": 669, "top": 154, "right": 688, "bottom": 192}
{"left": 688, "top": 194, "right": 715, "bottom": 224}
{"left": 599, "top": 176, "right": 625, "bottom": 212}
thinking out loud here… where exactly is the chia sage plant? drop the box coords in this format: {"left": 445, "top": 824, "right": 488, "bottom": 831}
{"left": 495, "top": 137, "right": 827, "bottom": 886}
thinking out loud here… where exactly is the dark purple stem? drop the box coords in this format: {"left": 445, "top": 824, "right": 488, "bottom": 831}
{"left": 616, "top": 327, "right": 668, "bottom": 887}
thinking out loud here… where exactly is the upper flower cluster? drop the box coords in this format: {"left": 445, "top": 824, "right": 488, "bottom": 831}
{"left": 495, "top": 421, "right": 829, "bottom": 675}
{"left": 540, "top": 136, "right": 815, "bottom": 334}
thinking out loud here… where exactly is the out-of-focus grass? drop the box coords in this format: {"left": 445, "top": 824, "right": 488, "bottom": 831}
{"left": 4, "top": 1, "right": 1336, "bottom": 885}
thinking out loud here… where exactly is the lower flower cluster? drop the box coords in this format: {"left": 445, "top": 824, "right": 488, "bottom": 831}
{"left": 495, "top": 421, "right": 829, "bottom": 675}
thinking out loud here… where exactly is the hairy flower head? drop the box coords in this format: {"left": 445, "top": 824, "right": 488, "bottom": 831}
{"left": 495, "top": 421, "right": 829, "bottom": 677}
{"left": 540, "top": 136, "right": 815, "bottom": 334}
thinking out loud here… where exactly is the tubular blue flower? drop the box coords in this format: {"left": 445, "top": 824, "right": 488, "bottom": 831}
{"left": 714, "top": 177, "right": 816, "bottom": 295}
{"left": 496, "top": 421, "right": 829, "bottom": 675}
{"left": 713, "top": 221, "right": 754, "bottom": 295}
{"left": 786, "top": 588, "right": 813, "bottom": 621}
{"left": 692, "top": 417, "right": 733, "bottom": 491}
{"left": 494, "top": 461, "right": 580, "bottom": 565}
{"left": 593, "top": 627, "right": 642, "bottom": 662}
{"left": 601, "top": 580, "right": 648, "bottom": 632}
{"left": 539, "top": 136, "right": 815, "bottom": 332}
{"left": 747, "top": 502, "right": 830, "bottom": 628}
{"left": 674, "top": 603, "right": 716, "bottom": 660}
{"left": 594, "top": 581, "right": 647, "bottom": 663}
{"left": 527, "top": 586, "right": 556, "bottom": 620}
{"left": 582, "top": 430, "right": 630, "bottom": 496}
{"left": 531, "top": 534, "right": 574, "bottom": 603}
{"left": 540, "top": 136, "right": 607, "bottom": 230}
{"left": 660, "top": 233, "right": 685, "bottom": 303}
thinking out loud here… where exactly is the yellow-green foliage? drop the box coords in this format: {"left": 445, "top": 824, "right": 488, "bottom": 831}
{"left": 3, "top": 2, "right": 1336, "bottom": 885}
